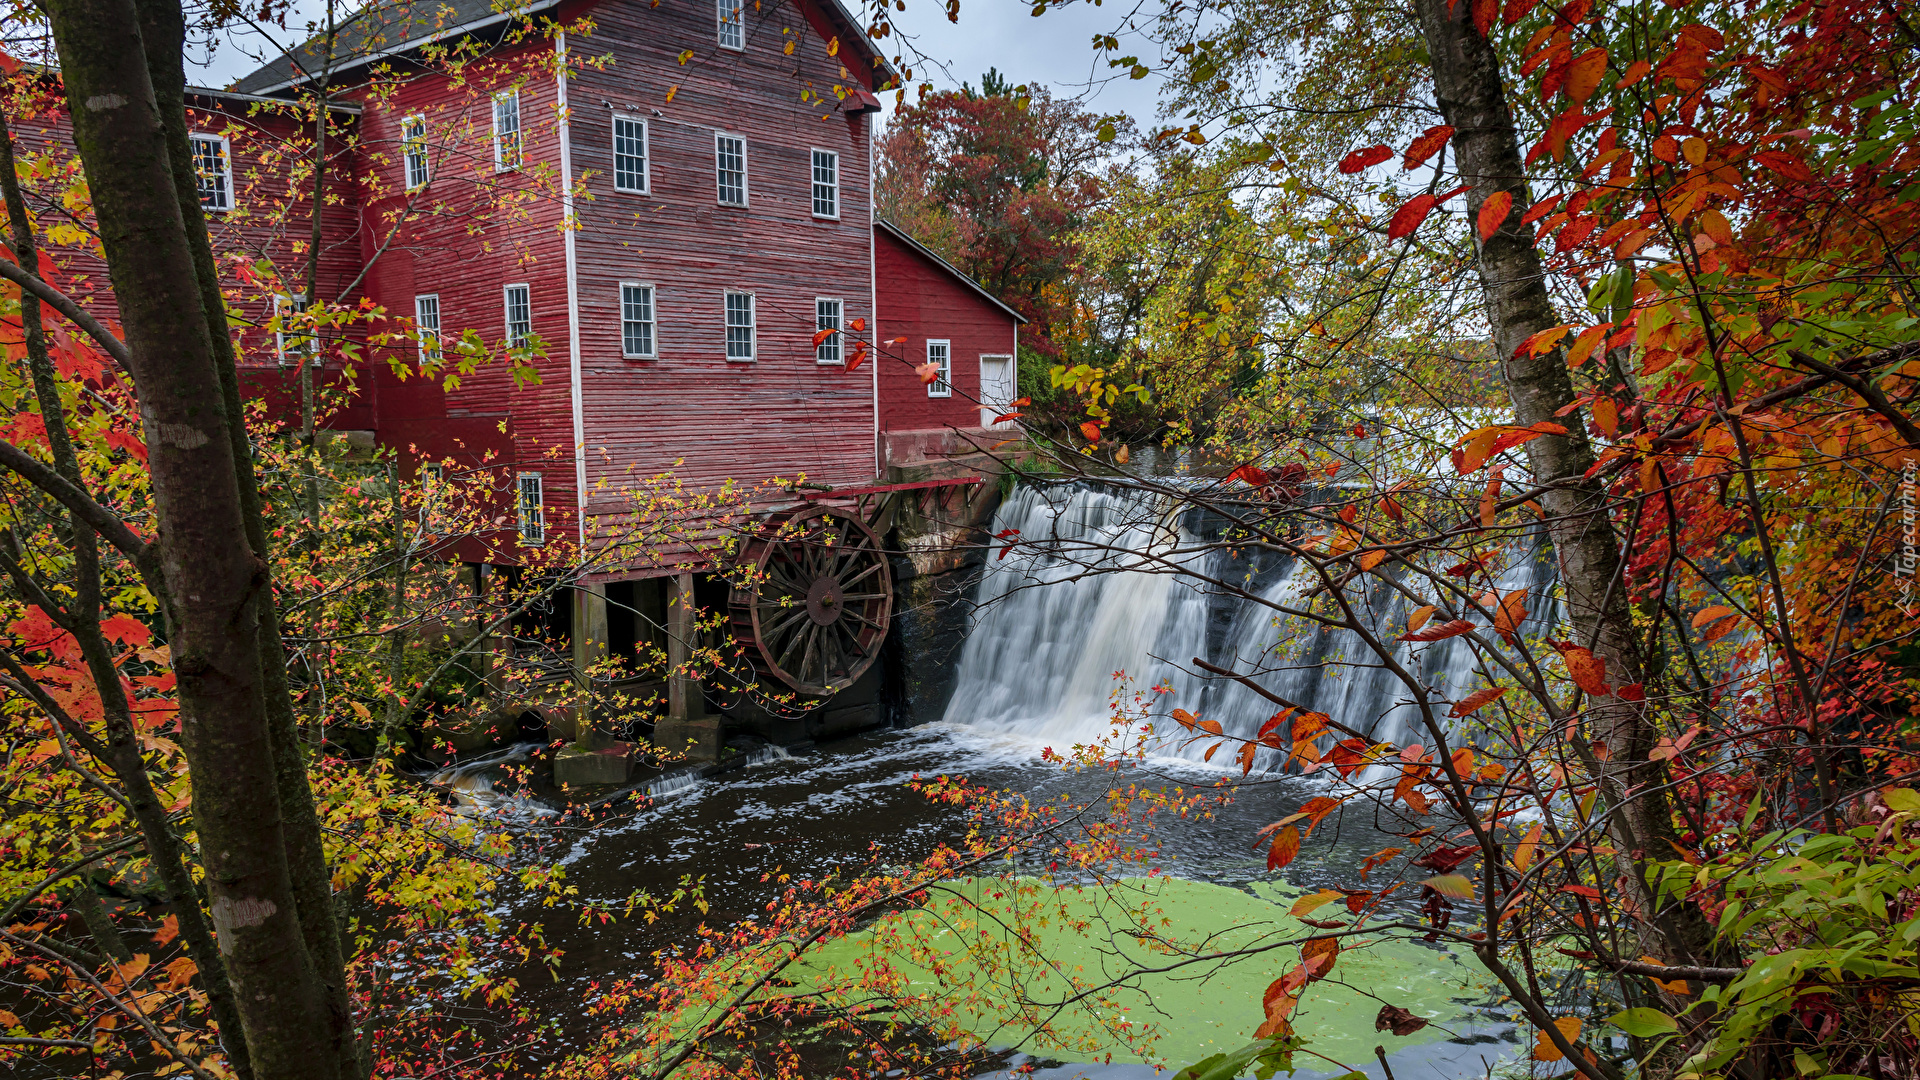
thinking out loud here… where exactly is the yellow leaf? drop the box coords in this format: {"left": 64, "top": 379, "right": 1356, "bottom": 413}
{"left": 784, "top": 40, "right": 796, "bottom": 55}
{"left": 1290, "top": 888, "right": 1344, "bottom": 917}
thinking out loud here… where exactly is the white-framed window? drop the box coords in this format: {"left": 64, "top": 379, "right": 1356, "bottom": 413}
{"left": 273, "top": 292, "right": 309, "bottom": 364}
{"left": 715, "top": 133, "right": 747, "bottom": 206}
{"left": 414, "top": 293, "right": 441, "bottom": 361}
{"left": 621, "top": 282, "right": 656, "bottom": 358}
{"left": 810, "top": 149, "right": 839, "bottom": 219}
{"left": 814, "top": 298, "right": 842, "bottom": 364}
{"left": 493, "top": 89, "right": 522, "bottom": 170}
{"left": 516, "top": 472, "right": 545, "bottom": 546}
{"left": 612, "top": 114, "right": 648, "bottom": 193}
{"left": 724, "top": 291, "right": 755, "bottom": 361}
{"left": 925, "top": 339, "right": 952, "bottom": 397}
{"left": 403, "top": 114, "right": 430, "bottom": 189}
{"left": 717, "top": 0, "right": 744, "bottom": 49}
{"left": 503, "top": 283, "right": 532, "bottom": 346}
{"left": 190, "top": 133, "right": 234, "bottom": 211}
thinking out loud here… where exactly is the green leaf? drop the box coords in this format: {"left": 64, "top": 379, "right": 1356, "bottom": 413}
{"left": 1882, "top": 787, "right": 1920, "bottom": 814}
{"left": 1173, "top": 1037, "right": 1296, "bottom": 1080}
{"left": 1607, "top": 1007, "right": 1678, "bottom": 1037}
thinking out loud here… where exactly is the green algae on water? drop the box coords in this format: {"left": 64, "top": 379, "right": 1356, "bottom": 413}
{"left": 796, "top": 875, "right": 1487, "bottom": 1072}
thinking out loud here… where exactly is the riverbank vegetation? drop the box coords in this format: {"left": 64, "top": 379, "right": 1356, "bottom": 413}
{"left": 2, "top": 0, "right": 1917, "bottom": 1078}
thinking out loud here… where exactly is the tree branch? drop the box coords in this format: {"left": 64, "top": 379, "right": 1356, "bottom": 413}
{"left": 0, "top": 256, "right": 132, "bottom": 369}
{"left": 0, "top": 437, "right": 151, "bottom": 565}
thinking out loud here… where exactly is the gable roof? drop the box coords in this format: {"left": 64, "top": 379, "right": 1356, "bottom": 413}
{"left": 232, "top": 0, "right": 896, "bottom": 96}
{"left": 876, "top": 220, "right": 1028, "bottom": 326}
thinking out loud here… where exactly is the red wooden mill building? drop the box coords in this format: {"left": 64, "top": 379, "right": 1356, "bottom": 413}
{"left": 22, "top": 0, "right": 1026, "bottom": 755}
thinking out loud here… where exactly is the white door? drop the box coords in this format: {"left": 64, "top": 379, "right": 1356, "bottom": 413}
{"left": 979, "top": 354, "right": 1015, "bottom": 427}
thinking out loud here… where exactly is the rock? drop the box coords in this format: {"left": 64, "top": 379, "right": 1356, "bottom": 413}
{"left": 552, "top": 742, "right": 633, "bottom": 786}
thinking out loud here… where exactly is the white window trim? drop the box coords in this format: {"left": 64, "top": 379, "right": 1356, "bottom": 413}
{"left": 717, "top": 0, "right": 744, "bottom": 50}
{"left": 516, "top": 472, "right": 546, "bottom": 547}
{"left": 715, "top": 132, "right": 749, "bottom": 207}
{"left": 492, "top": 88, "right": 522, "bottom": 172}
{"left": 724, "top": 289, "right": 756, "bottom": 362}
{"left": 414, "top": 293, "right": 441, "bottom": 362}
{"left": 402, "top": 113, "right": 430, "bottom": 189}
{"left": 980, "top": 353, "right": 1017, "bottom": 425}
{"left": 190, "top": 132, "right": 235, "bottom": 212}
{"left": 273, "top": 292, "right": 308, "bottom": 365}
{"left": 503, "top": 282, "right": 532, "bottom": 346}
{"left": 809, "top": 147, "right": 840, "bottom": 220}
{"left": 611, "top": 113, "right": 650, "bottom": 194}
{"left": 814, "top": 296, "right": 844, "bottom": 365}
{"left": 926, "top": 338, "right": 952, "bottom": 397}
{"left": 620, "top": 280, "right": 658, "bottom": 359}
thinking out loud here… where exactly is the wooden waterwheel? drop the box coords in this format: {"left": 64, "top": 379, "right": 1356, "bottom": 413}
{"left": 729, "top": 504, "right": 893, "bottom": 695}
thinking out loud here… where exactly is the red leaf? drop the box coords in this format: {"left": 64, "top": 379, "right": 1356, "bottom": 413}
{"left": 1339, "top": 144, "right": 1393, "bottom": 173}
{"left": 1387, "top": 194, "right": 1437, "bottom": 239}
{"left": 1477, "top": 191, "right": 1513, "bottom": 241}
{"left": 1401, "top": 619, "right": 1473, "bottom": 643}
{"left": 1402, "top": 125, "right": 1455, "bottom": 170}
{"left": 1079, "top": 421, "right": 1103, "bottom": 442}
{"left": 1330, "top": 737, "right": 1372, "bottom": 778}
{"left": 811, "top": 327, "right": 835, "bottom": 347}
{"left": 1267, "top": 824, "right": 1301, "bottom": 870}
{"left": 1753, "top": 150, "right": 1811, "bottom": 182}
{"left": 848, "top": 317, "right": 866, "bottom": 332}
{"left": 1472, "top": 0, "right": 1499, "bottom": 34}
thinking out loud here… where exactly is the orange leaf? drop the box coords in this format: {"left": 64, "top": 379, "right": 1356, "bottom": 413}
{"left": 811, "top": 327, "right": 835, "bottom": 347}
{"left": 1564, "top": 48, "right": 1607, "bottom": 104}
{"left": 1560, "top": 645, "right": 1612, "bottom": 696}
{"left": 1592, "top": 397, "right": 1619, "bottom": 438}
{"left": 1360, "top": 549, "right": 1389, "bottom": 571}
{"left": 1301, "top": 936, "right": 1340, "bottom": 980}
{"left": 1493, "top": 588, "right": 1528, "bottom": 642}
{"left": 1406, "top": 604, "right": 1437, "bottom": 633}
{"left": 1267, "top": 824, "right": 1302, "bottom": 871}
{"left": 1380, "top": 494, "right": 1404, "bottom": 521}
{"left": 1402, "top": 125, "right": 1455, "bottom": 170}
{"left": 1513, "top": 822, "right": 1544, "bottom": 871}
{"left": 1476, "top": 191, "right": 1513, "bottom": 241}
{"left": 1079, "top": 421, "right": 1102, "bottom": 442}
{"left": 1449, "top": 686, "right": 1509, "bottom": 718}
{"left": 848, "top": 317, "right": 866, "bottom": 332}
{"left": 916, "top": 362, "right": 941, "bottom": 384}
{"left": 1565, "top": 324, "right": 1610, "bottom": 367}
{"left": 1517, "top": 325, "right": 1571, "bottom": 358}
{"left": 1533, "top": 1017, "right": 1582, "bottom": 1061}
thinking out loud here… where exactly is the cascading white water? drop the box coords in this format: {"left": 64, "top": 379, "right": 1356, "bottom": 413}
{"left": 943, "top": 482, "right": 1555, "bottom": 765}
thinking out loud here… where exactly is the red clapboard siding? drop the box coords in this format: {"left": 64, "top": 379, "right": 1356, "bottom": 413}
{"left": 561, "top": 0, "right": 880, "bottom": 527}
{"left": 874, "top": 224, "right": 1022, "bottom": 435}
{"left": 8, "top": 90, "right": 364, "bottom": 375}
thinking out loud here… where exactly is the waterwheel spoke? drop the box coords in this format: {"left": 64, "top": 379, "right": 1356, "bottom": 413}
{"left": 837, "top": 561, "right": 884, "bottom": 590}
{"left": 798, "top": 625, "right": 820, "bottom": 686}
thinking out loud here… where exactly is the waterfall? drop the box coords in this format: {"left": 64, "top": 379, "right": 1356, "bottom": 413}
{"left": 942, "top": 481, "right": 1555, "bottom": 765}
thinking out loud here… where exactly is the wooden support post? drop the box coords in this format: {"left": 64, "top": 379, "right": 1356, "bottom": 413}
{"left": 667, "top": 572, "right": 697, "bottom": 722}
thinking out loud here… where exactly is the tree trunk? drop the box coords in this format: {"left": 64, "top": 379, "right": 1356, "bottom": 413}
{"left": 132, "top": 5, "right": 361, "bottom": 1074}
{"left": 0, "top": 96, "right": 257, "bottom": 1079}
{"left": 1413, "top": 0, "right": 1718, "bottom": 967}
{"left": 42, "top": 1, "right": 345, "bottom": 1076}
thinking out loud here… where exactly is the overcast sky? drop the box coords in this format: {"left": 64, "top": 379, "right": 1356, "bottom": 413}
{"left": 184, "top": 0, "right": 1166, "bottom": 124}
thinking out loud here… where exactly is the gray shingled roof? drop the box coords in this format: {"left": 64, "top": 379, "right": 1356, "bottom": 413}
{"left": 232, "top": 0, "right": 561, "bottom": 94}
{"left": 232, "top": 0, "right": 895, "bottom": 96}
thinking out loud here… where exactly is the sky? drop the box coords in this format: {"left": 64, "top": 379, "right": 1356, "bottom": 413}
{"left": 182, "top": 0, "right": 1167, "bottom": 125}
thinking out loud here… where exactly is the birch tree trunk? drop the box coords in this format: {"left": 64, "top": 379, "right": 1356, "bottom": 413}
{"left": 1413, "top": 0, "right": 1719, "bottom": 967}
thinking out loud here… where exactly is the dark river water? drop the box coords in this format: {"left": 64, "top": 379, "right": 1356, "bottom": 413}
{"left": 460, "top": 724, "right": 1522, "bottom": 1080}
